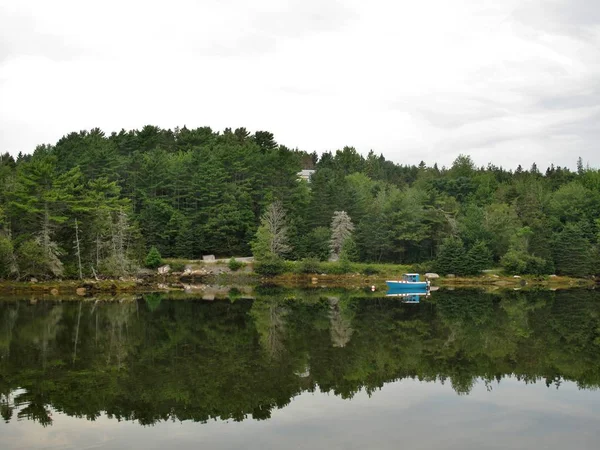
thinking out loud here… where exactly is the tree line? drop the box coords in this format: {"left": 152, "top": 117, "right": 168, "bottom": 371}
{"left": 1, "top": 125, "right": 599, "bottom": 279}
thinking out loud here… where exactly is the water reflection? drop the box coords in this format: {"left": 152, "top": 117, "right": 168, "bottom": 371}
{"left": 1, "top": 288, "right": 600, "bottom": 430}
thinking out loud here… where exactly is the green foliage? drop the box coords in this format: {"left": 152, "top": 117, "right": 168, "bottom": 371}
{"left": 254, "top": 257, "right": 286, "bottom": 276}
{"left": 340, "top": 237, "right": 359, "bottom": 262}
{"left": 500, "top": 249, "right": 549, "bottom": 275}
{"left": 16, "top": 239, "right": 54, "bottom": 279}
{"left": 228, "top": 257, "right": 244, "bottom": 271}
{"left": 482, "top": 203, "right": 521, "bottom": 260}
{"left": 251, "top": 201, "right": 292, "bottom": 261}
{"left": 466, "top": 241, "right": 493, "bottom": 274}
{"left": 145, "top": 246, "right": 163, "bottom": 269}
{"left": 362, "top": 265, "right": 379, "bottom": 275}
{"left": 250, "top": 225, "right": 273, "bottom": 261}
{"left": 526, "top": 254, "right": 550, "bottom": 275}
{"left": 307, "top": 227, "right": 331, "bottom": 261}
{"left": 1, "top": 124, "right": 600, "bottom": 279}
{"left": 297, "top": 257, "right": 322, "bottom": 274}
{"left": 327, "top": 259, "right": 353, "bottom": 274}
{"left": 169, "top": 261, "right": 186, "bottom": 272}
{"left": 500, "top": 249, "right": 528, "bottom": 274}
{"left": 99, "top": 254, "right": 137, "bottom": 277}
{"left": 435, "top": 237, "right": 468, "bottom": 276}
{"left": 410, "top": 261, "right": 433, "bottom": 274}
{"left": 553, "top": 224, "right": 593, "bottom": 276}
{"left": 0, "top": 234, "right": 15, "bottom": 278}
{"left": 435, "top": 238, "right": 490, "bottom": 276}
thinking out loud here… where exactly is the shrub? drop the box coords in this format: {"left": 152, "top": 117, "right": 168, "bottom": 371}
{"left": 362, "top": 266, "right": 379, "bottom": 275}
{"left": 500, "top": 249, "right": 528, "bottom": 274}
{"left": 145, "top": 246, "right": 162, "bottom": 269}
{"left": 170, "top": 261, "right": 186, "bottom": 272}
{"left": 228, "top": 287, "right": 242, "bottom": 300}
{"left": 501, "top": 249, "right": 549, "bottom": 275}
{"left": 328, "top": 259, "right": 353, "bottom": 274}
{"left": 298, "top": 257, "right": 322, "bottom": 274}
{"left": 410, "top": 261, "right": 433, "bottom": 274}
{"left": 524, "top": 254, "right": 548, "bottom": 275}
{"left": 254, "top": 257, "right": 285, "bottom": 276}
{"left": 228, "top": 257, "right": 244, "bottom": 271}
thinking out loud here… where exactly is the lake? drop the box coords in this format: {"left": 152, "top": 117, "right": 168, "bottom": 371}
{"left": 1, "top": 287, "right": 600, "bottom": 449}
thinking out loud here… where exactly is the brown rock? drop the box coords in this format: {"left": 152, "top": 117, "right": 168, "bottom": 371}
{"left": 50, "top": 288, "right": 59, "bottom": 296}
{"left": 76, "top": 287, "right": 86, "bottom": 296}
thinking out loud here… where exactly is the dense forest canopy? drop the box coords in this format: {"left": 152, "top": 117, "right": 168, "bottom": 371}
{"left": 1, "top": 125, "right": 599, "bottom": 279}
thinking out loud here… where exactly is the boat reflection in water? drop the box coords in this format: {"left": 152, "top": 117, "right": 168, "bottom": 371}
{"left": 385, "top": 290, "right": 430, "bottom": 303}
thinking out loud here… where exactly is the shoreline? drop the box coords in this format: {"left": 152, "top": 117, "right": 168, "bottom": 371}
{"left": 0, "top": 271, "right": 594, "bottom": 296}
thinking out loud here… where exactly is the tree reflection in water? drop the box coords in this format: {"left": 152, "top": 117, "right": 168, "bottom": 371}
{"left": 1, "top": 288, "right": 600, "bottom": 426}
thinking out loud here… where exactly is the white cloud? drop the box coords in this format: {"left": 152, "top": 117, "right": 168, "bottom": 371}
{"left": 0, "top": 0, "right": 599, "bottom": 170}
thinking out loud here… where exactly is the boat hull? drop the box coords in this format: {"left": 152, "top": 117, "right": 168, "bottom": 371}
{"left": 385, "top": 281, "right": 429, "bottom": 291}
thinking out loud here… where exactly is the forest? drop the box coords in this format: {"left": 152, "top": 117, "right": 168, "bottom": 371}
{"left": 1, "top": 125, "right": 599, "bottom": 279}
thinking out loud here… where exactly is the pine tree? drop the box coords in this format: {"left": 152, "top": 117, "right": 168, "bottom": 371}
{"left": 435, "top": 237, "right": 468, "bottom": 276}
{"left": 330, "top": 211, "right": 354, "bottom": 261}
{"left": 553, "top": 224, "right": 592, "bottom": 276}
{"left": 466, "top": 241, "right": 492, "bottom": 275}
{"left": 10, "top": 156, "right": 83, "bottom": 277}
{"left": 145, "top": 246, "right": 162, "bottom": 269}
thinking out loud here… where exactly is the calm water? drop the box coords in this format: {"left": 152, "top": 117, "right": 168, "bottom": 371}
{"left": 1, "top": 287, "right": 600, "bottom": 449}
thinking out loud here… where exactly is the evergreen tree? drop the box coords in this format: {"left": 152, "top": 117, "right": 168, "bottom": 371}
{"left": 435, "top": 237, "right": 468, "bottom": 276}
{"left": 340, "top": 237, "right": 359, "bottom": 262}
{"left": 466, "top": 241, "right": 492, "bottom": 275}
{"left": 330, "top": 211, "right": 354, "bottom": 261}
{"left": 553, "top": 224, "right": 592, "bottom": 276}
{"left": 145, "top": 246, "right": 162, "bottom": 269}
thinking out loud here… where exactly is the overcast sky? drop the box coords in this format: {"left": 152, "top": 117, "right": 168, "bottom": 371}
{"left": 1, "top": 0, "right": 599, "bottom": 170}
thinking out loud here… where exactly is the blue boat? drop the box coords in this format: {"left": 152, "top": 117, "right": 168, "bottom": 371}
{"left": 385, "top": 273, "right": 430, "bottom": 292}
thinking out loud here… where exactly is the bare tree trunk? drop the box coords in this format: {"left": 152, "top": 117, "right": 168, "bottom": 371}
{"left": 96, "top": 234, "right": 101, "bottom": 269}
{"left": 74, "top": 219, "right": 83, "bottom": 280}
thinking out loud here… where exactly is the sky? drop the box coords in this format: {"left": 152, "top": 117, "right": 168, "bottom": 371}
{"left": 0, "top": 0, "right": 599, "bottom": 170}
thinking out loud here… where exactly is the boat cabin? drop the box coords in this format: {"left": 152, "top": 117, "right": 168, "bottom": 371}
{"left": 402, "top": 273, "right": 420, "bottom": 282}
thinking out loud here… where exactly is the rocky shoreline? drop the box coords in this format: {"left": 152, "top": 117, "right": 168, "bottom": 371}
{"left": 0, "top": 269, "right": 595, "bottom": 297}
